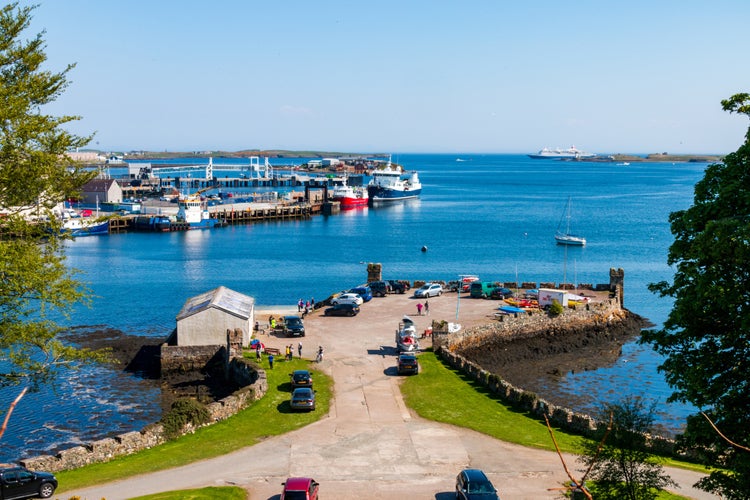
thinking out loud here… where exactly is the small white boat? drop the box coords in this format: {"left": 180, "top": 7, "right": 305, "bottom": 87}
{"left": 62, "top": 217, "right": 109, "bottom": 236}
{"left": 555, "top": 197, "right": 586, "bottom": 246}
{"left": 176, "top": 193, "right": 222, "bottom": 229}
{"left": 395, "top": 316, "right": 420, "bottom": 352}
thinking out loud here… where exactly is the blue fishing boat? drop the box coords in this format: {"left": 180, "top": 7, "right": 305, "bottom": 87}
{"left": 367, "top": 158, "right": 422, "bottom": 202}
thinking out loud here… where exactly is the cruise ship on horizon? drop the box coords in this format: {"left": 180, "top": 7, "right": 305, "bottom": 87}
{"left": 528, "top": 146, "right": 596, "bottom": 160}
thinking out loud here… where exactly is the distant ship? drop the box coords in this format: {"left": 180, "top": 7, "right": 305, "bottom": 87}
{"left": 528, "top": 146, "right": 596, "bottom": 160}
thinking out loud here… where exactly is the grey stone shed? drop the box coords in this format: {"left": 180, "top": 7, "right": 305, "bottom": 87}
{"left": 175, "top": 286, "right": 254, "bottom": 347}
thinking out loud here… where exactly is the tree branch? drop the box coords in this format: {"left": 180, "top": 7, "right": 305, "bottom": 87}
{"left": 701, "top": 411, "right": 750, "bottom": 452}
{"left": 0, "top": 386, "right": 28, "bottom": 441}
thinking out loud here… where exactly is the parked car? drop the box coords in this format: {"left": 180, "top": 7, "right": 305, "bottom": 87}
{"left": 456, "top": 468, "right": 500, "bottom": 500}
{"left": 331, "top": 293, "right": 364, "bottom": 306}
{"left": 368, "top": 281, "right": 391, "bottom": 297}
{"left": 397, "top": 353, "right": 419, "bottom": 375}
{"left": 281, "top": 477, "right": 319, "bottom": 500}
{"left": 470, "top": 281, "right": 497, "bottom": 298}
{"left": 0, "top": 465, "right": 58, "bottom": 499}
{"left": 490, "top": 287, "right": 515, "bottom": 300}
{"left": 348, "top": 286, "right": 373, "bottom": 302}
{"left": 414, "top": 283, "right": 443, "bottom": 298}
{"left": 290, "top": 369, "right": 313, "bottom": 389}
{"left": 290, "top": 387, "right": 316, "bottom": 411}
{"left": 283, "top": 315, "right": 306, "bottom": 337}
{"left": 324, "top": 303, "right": 360, "bottom": 316}
{"left": 387, "top": 279, "right": 407, "bottom": 293}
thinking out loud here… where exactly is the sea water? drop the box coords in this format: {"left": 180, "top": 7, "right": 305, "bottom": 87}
{"left": 0, "top": 154, "right": 707, "bottom": 462}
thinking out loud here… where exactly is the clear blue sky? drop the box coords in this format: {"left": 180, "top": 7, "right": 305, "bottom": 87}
{"left": 20, "top": 0, "right": 750, "bottom": 154}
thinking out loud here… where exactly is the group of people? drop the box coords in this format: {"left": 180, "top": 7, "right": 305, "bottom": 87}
{"left": 416, "top": 300, "right": 430, "bottom": 316}
{"left": 297, "top": 298, "right": 315, "bottom": 316}
{"left": 284, "top": 343, "right": 303, "bottom": 361}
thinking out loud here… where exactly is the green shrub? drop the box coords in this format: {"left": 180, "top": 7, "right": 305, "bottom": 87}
{"left": 161, "top": 398, "right": 211, "bottom": 440}
{"left": 549, "top": 299, "right": 564, "bottom": 315}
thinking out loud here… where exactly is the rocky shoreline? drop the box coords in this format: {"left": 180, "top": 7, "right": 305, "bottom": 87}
{"left": 64, "top": 327, "right": 237, "bottom": 414}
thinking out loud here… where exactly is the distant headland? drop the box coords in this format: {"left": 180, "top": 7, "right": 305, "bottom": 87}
{"left": 70, "top": 149, "right": 723, "bottom": 164}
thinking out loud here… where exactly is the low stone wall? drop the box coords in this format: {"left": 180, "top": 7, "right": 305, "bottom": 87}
{"left": 21, "top": 354, "right": 268, "bottom": 473}
{"left": 160, "top": 344, "right": 224, "bottom": 374}
{"left": 433, "top": 293, "right": 677, "bottom": 457}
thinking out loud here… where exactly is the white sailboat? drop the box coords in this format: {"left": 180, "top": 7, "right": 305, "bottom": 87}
{"left": 555, "top": 197, "right": 586, "bottom": 246}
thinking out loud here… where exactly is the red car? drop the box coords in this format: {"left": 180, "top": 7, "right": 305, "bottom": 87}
{"left": 281, "top": 477, "right": 319, "bottom": 500}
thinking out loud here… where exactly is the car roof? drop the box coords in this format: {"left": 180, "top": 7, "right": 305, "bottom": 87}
{"left": 292, "top": 369, "right": 310, "bottom": 375}
{"left": 284, "top": 315, "right": 302, "bottom": 320}
{"left": 462, "top": 468, "right": 490, "bottom": 481}
{"left": 292, "top": 387, "right": 313, "bottom": 394}
{"left": 284, "top": 477, "right": 314, "bottom": 489}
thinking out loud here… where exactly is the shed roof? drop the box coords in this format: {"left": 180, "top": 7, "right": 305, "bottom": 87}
{"left": 176, "top": 286, "right": 254, "bottom": 322}
{"left": 82, "top": 178, "right": 118, "bottom": 193}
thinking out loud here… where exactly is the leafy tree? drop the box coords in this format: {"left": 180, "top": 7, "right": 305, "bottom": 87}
{"left": 0, "top": 2, "right": 104, "bottom": 407}
{"left": 578, "top": 397, "right": 676, "bottom": 500}
{"left": 641, "top": 93, "right": 750, "bottom": 498}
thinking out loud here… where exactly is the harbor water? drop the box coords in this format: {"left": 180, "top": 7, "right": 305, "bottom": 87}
{"left": 0, "top": 153, "right": 707, "bottom": 462}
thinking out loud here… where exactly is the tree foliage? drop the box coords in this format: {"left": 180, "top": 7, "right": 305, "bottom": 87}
{"left": 578, "top": 397, "right": 676, "bottom": 500}
{"left": 641, "top": 93, "right": 750, "bottom": 498}
{"left": 0, "top": 2, "right": 104, "bottom": 393}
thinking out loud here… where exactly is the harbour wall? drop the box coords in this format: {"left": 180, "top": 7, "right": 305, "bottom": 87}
{"left": 432, "top": 286, "right": 676, "bottom": 456}
{"left": 21, "top": 337, "right": 267, "bottom": 473}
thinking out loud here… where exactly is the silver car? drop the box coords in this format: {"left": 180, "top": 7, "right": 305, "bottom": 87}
{"left": 414, "top": 283, "right": 443, "bottom": 298}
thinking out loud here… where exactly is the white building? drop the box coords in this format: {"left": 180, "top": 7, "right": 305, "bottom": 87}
{"left": 175, "top": 286, "right": 255, "bottom": 347}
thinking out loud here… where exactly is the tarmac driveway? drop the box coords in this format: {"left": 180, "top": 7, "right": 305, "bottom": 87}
{"left": 67, "top": 292, "right": 716, "bottom": 499}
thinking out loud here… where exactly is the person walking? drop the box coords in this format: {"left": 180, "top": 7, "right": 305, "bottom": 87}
{"left": 316, "top": 345, "right": 324, "bottom": 363}
{"left": 424, "top": 300, "right": 429, "bottom": 315}
{"left": 297, "top": 342, "right": 302, "bottom": 358}
{"left": 298, "top": 299, "right": 304, "bottom": 312}
{"left": 268, "top": 353, "right": 274, "bottom": 369}
{"left": 416, "top": 302, "right": 423, "bottom": 316}
{"left": 255, "top": 344, "right": 262, "bottom": 361}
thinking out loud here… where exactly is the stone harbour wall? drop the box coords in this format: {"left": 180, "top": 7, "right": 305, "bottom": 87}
{"left": 21, "top": 355, "right": 268, "bottom": 473}
{"left": 432, "top": 290, "right": 677, "bottom": 457}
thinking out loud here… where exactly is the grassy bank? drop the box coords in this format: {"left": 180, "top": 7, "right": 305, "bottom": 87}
{"left": 57, "top": 357, "right": 331, "bottom": 492}
{"left": 402, "top": 350, "right": 708, "bottom": 474}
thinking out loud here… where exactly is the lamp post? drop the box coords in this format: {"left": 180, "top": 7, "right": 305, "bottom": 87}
{"left": 455, "top": 277, "right": 461, "bottom": 321}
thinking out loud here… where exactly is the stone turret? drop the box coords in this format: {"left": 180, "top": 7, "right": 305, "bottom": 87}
{"left": 367, "top": 262, "right": 382, "bottom": 283}
{"left": 609, "top": 267, "right": 624, "bottom": 307}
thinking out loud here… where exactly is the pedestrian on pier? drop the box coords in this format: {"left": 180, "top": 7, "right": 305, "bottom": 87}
{"left": 311, "top": 297, "right": 315, "bottom": 309}
{"left": 298, "top": 299, "right": 304, "bottom": 312}
{"left": 298, "top": 342, "right": 303, "bottom": 358}
{"left": 424, "top": 300, "right": 429, "bottom": 315}
{"left": 416, "top": 302, "right": 423, "bottom": 315}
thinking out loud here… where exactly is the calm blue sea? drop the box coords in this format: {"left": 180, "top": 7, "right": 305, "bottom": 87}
{"left": 0, "top": 154, "right": 706, "bottom": 462}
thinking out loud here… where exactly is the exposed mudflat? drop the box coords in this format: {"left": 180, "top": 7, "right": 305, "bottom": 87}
{"left": 454, "top": 310, "right": 650, "bottom": 408}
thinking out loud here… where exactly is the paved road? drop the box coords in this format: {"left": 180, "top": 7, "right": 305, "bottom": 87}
{"left": 68, "top": 292, "right": 716, "bottom": 499}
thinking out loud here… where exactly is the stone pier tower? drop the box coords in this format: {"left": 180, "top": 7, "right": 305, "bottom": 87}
{"left": 609, "top": 267, "right": 624, "bottom": 307}
{"left": 367, "top": 262, "right": 382, "bottom": 283}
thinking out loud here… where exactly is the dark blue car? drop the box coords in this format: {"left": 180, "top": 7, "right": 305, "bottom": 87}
{"left": 348, "top": 286, "right": 373, "bottom": 302}
{"left": 456, "top": 469, "right": 500, "bottom": 499}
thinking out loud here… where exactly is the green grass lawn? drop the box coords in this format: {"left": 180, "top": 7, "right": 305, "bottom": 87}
{"left": 130, "top": 486, "right": 247, "bottom": 500}
{"left": 400, "top": 349, "right": 583, "bottom": 453}
{"left": 57, "top": 356, "right": 331, "bottom": 492}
